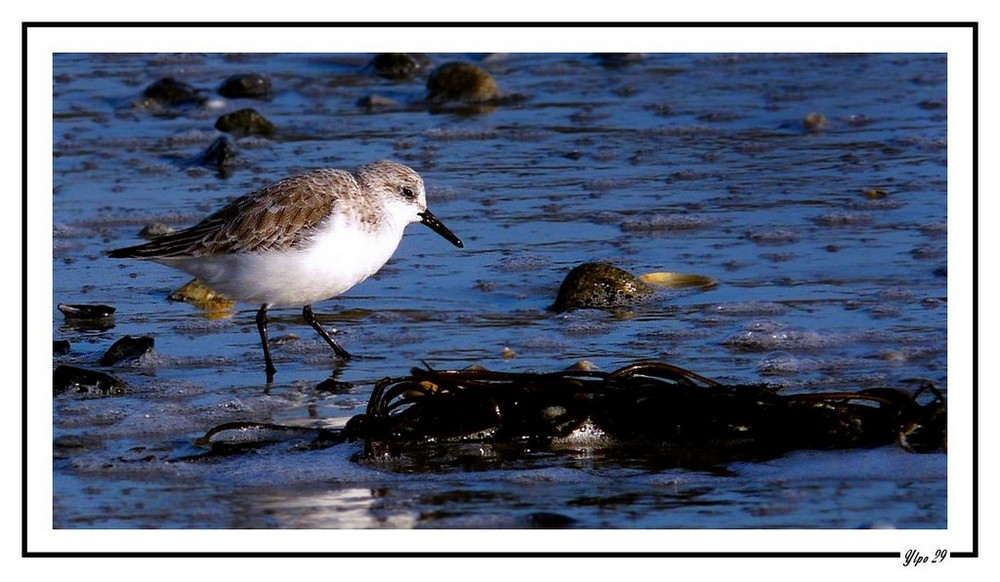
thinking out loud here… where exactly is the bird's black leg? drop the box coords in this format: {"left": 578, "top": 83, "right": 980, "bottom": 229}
{"left": 255, "top": 304, "right": 277, "bottom": 382}
{"left": 303, "top": 304, "right": 352, "bottom": 360}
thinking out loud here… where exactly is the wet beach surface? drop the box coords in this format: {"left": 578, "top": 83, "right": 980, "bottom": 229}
{"left": 51, "top": 53, "right": 947, "bottom": 529}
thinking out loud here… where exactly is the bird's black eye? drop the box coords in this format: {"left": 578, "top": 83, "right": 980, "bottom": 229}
{"left": 401, "top": 187, "right": 416, "bottom": 199}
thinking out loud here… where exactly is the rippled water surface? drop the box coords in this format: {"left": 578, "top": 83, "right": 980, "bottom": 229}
{"left": 51, "top": 52, "right": 947, "bottom": 530}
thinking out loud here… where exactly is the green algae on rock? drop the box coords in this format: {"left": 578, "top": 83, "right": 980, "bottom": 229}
{"left": 552, "top": 262, "right": 655, "bottom": 312}
{"left": 553, "top": 262, "right": 717, "bottom": 312}
{"left": 168, "top": 278, "right": 236, "bottom": 315}
{"left": 218, "top": 73, "right": 272, "bottom": 99}
{"left": 214, "top": 108, "right": 275, "bottom": 136}
{"left": 426, "top": 62, "right": 499, "bottom": 103}
{"left": 370, "top": 53, "right": 432, "bottom": 80}
{"left": 141, "top": 77, "right": 206, "bottom": 107}
{"left": 189, "top": 135, "right": 239, "bottom": 173}
{"left": 803, "top": 111, "right": 828, "bottom": 133}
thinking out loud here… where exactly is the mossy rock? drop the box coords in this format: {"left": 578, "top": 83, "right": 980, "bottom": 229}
{"left": 370, "top": 53, "right": 432, "bottom": 80}
{"left": 214, "top": 108, "right": 275, "bottom": 136}
{"left": 426, "top": 62, "right": 499, "bottom": 103}
{"left": 218, "top": 73, "right": 272, "bottom": 99}
{"left": 193, "top": 135, "right": 238, "bottom": 169}
{"left": 552, "top": 262, "right": 654, "bottom": 312}
{"left": 143, "top": 77, "right": 204, "bottom": 106}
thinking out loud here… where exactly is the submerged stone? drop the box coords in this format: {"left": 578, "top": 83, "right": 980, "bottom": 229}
{"left": 53, "top": 340, "right": 71, "bottom": 356}
{"left": 99, "top": 335, "right": 155, "bottom": 366}
{"left": 191, "top": 135, "right": 239, "bottom": 170}
{"left": 214, "top": 108, "right": 275, "bottom": 136}
{"left": 369, "top": 53, "right": 432, "bottom": 80}
{"left": 218, "top": 73, "right": 272, "bottom": 99}
{"left": 142, "top": 77, "right": 205, "bottom": 107}
{"left": 803, "top": 111, "right": 828, "bottom": 133}
{"left": 316, "top": 377, "right": 354, "bottom": 393}
{"left": 552, "top": 262, "right": 654, "bottom": 312}
{"left": 53, "top": 365, "right": 127, "bottom": 396}
{"left": 426, "top": 62, "right": 499, "bottom": 103}
{"left": 564, "top": 360, "right": 600, "bottom": 372}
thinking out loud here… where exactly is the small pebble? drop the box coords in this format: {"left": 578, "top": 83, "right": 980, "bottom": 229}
{"left": 803, "top": 112, "right": 827, "bottom": 133}
{"left": 139, "top": 222, "right": 175, "bottom": 239}
{"left": 564, "top": 360, "right": 599, "bottom": 372}
{"left": 271, "top": 334, "right": 300, "bottom": 346}
{"left": 863, "top": 188, "right": 889, "bottom": 199}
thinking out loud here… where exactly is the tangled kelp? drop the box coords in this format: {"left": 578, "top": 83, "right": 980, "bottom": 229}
{"left": 194, "top": 362, "right": 946, "bottom": 469}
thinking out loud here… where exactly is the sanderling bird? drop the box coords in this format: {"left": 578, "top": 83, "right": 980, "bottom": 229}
{"left": 109, "top": 160, "right": 464, "bottom": 382}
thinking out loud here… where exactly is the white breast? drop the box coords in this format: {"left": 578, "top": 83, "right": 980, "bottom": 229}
{"left": 162, "top": 214, "right": 406, "bottom": 308}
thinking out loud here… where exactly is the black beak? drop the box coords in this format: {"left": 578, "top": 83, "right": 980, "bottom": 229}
{"left": 419, "top": 210, "right": 464, "bottom": 248}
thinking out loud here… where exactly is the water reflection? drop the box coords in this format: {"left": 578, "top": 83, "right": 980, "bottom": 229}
{"left": 244, "top": 487, "right": 417, "bottom": 529}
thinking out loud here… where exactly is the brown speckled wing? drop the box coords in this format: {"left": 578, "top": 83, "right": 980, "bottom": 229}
{"left": 109, "top": 170, "right": 356, "bottom": 259}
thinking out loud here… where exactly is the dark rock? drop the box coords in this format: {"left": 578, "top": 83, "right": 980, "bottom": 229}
{"left": 57, "top": 303, "right": 116, "bottom": 320}
{"left": 316, "top": 378, "right": 354, "bottom": 393}
{"left": 218, "top": 73, "right": 272, "bottom": 99}
{"left": 53, "top": 434, "right": 104, "bottom": 459}
{"left": 191, "top": 135, "right": 239, "bottom": 170}
{"left": 426, "top": 62, "right": 499, "bottom": 103}
{"left": 53, "top": 365, "right": 127, "bottom": 396}
{"left": 369, "top": 53, "right": 432, "bottom": 80}
{"left": 142, "top": 77, "right": 205, "bottom": 107}
{"left": 214, "top": 108, "right": 275, "bottom": 136}
{"left": 99, "top": 335, "right": 155, "bottom": 366}
{"left": 552, "top": 262, "right": 654, "bottom": 312}
{"left": 53, "top": 340, "right": 71, "bottom": 355}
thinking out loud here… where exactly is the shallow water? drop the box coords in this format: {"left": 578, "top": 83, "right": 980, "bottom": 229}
{"left": 51, "top": 52, "right": 947, "bottom": 529}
